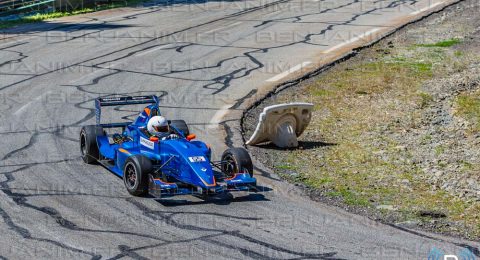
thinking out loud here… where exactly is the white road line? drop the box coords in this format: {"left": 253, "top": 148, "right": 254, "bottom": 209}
{"left": 411, "top": 2, "right": 443, "bottom": 15}
{"left": 208, "top": 104, "right": 234, "bottom": 128}
{"left": 321, "top": 28, "right": 381, "bottom": 54}
{"left": 229, "top": 21, "right": 243, "bottom": 27}
{"left": 135, "top": 44, "right": 173, "bottom": 57}
{"left": 14, "top": 91, "right": 50, "bottom": 116}
{"left": 266, "top": 61, "right": 312, "bottom": 82}
{"left": 110, "top": 61, "right": 126, "bottom": 68}
{"left": 203, "top": 21, "right": 243, "bottom": 34}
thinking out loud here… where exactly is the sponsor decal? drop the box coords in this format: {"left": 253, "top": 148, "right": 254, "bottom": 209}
{"left": 140, "top": 137, "right": 155, "bottom": 149}
{"left": 189, "top": 156, "right": 206, "bottom": 163}
{"left": 102, "top": 97, "right": 121, "bottom": 101}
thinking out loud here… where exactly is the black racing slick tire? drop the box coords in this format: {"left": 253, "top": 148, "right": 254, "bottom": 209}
{"left": 221, "top": 147, "right": 254, "bottom": 177}
{"left": 123, "top": 155, "right": 152, "bottom": 196}
{"left": 80, "top": 125, "right": 104, "bottom": 164}
{"left": 170, "top": 120, "right": 190, "bottom": 136}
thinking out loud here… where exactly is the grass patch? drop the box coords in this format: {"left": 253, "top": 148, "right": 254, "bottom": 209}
{"left": 337, "top": 189, "right": 371, "bottom": 206}
{"left": 434, "top": 145, "right": 445, "bottom": 156}
{"left": 312, "top": 89, "right": 332, "bottom": 97}
{"left": 0, "top": 0, "right": 145, "bottom": 29}
{"left": 277, "top": 164, "right": 296, "bottom": 170}
{"left": 456, "top": 92, "right": 480, "bottom": 131}
{"left": 419, "top": 92, "right": 434, "bottom": 108}
{"left": 267, "top": 27, "right": 480, "bottom": 237}
{"left": 416, "top": 38, "right": 461, "bottom": 48}
{"left": 0, "top": 9, "right": 94, "bottom": 29}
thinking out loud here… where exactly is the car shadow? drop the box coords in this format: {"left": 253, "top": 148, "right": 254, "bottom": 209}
{"left": 153, "top": 187, "right": 272, "bottom": 207}
{"left": 104, "top": 169, "right": 273, "bottom": 206}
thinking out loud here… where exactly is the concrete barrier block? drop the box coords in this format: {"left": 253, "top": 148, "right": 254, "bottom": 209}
{"left": 246, "top": 103, "right": 314, "bottom": 148}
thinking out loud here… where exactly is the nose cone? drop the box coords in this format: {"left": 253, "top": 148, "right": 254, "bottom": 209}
{"left": 166, "top": 139, "right": 216, "bottom": 188}
{"left": 190, "top": 163, "right": 216, "bottom": 188}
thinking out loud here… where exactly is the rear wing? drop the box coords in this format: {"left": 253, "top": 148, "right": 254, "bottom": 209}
{"left": 95, "top": 95, "right": 159, "bottom": 126}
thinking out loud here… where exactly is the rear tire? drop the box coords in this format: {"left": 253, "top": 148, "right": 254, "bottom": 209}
{"left": 221, "top": 147, "right": 254, "bottom": 177}
{"left": 80, "top": 125, "right": 104, "bottom": 164}
{"left": 123, "top": 155, "right": 152, "bottom": 196}
{"left": 170, "top": 120, "right": 190, "bottom": 136}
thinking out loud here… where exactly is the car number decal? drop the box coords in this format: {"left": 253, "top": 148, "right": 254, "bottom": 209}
{"left": 140, "top": 137, "right": 155, "bottom": 149}
{"left": 189, "top": 156, "right": 206, "bottom": 162}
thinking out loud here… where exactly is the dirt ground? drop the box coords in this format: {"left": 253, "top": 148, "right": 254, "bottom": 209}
{"left": 243, "top": 0, "right": 480, "bottom": 240}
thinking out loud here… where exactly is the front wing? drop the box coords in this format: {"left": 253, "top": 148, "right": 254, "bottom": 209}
{"left": 148, "top": 173, "right": 256, "bottom": 198}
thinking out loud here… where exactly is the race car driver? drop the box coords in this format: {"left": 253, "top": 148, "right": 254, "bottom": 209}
{"left": 145, "top": 116, "right": 179, "bottom": 140}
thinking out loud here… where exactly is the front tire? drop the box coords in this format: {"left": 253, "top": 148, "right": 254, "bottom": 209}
{"left": 123, "top": 155, "right": 152, "bottom": 196}
{"left": 221, "top": 147, "right": 254, "bottom": 177}
{"left": 80, "top": 125, "right": 104, "bottom": 164}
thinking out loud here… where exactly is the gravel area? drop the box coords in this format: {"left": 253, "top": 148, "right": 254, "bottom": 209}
{"left": 242, "top": 0, "right": 480, "bottom": 239}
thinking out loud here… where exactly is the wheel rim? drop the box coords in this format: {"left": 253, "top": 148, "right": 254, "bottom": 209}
{"left": 125, "top": 162, "right": 137, "bottom": 189}
{"left": 223, "top": 154, "right": 237, "bottom": 177}
{"left": 80, "top": 132, "right": 87, "bottom": 156}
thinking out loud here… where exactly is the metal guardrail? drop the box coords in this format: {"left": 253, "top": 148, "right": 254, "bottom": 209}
{"left": 0, "top": 0, "right": 128, "bottom": 18}
{"left": 0, "top": 0, "right": 130, "bottom": 19}
{"left": 0, "top": 0, "right": 54, "bottom": 16}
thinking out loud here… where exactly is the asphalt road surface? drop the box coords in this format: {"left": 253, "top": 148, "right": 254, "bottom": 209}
{"left": 0, "top": 0, "right": 478, "bottom": 259}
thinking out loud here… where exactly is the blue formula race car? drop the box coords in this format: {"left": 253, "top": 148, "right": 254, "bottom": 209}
{"left": 79, "top": 95, "right": 256, "bottom": 198}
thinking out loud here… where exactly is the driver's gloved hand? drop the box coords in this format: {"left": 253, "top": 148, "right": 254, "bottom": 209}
{"left": 112, "top": 133, "right": 123, "bottom": 144}
{"left": 161, "top": 134, "right": 179, "bottom": 140}
{"left": 168, "top": 134, "right": 180, "bottom": 140}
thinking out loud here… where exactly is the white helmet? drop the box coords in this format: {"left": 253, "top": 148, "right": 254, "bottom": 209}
{"left": 147, "top": 116, "right": 168, "bottom": 135}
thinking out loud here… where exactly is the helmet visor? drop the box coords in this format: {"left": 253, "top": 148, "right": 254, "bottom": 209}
{"left": 154, "top": 125, "right": 168, "bottom": 132}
